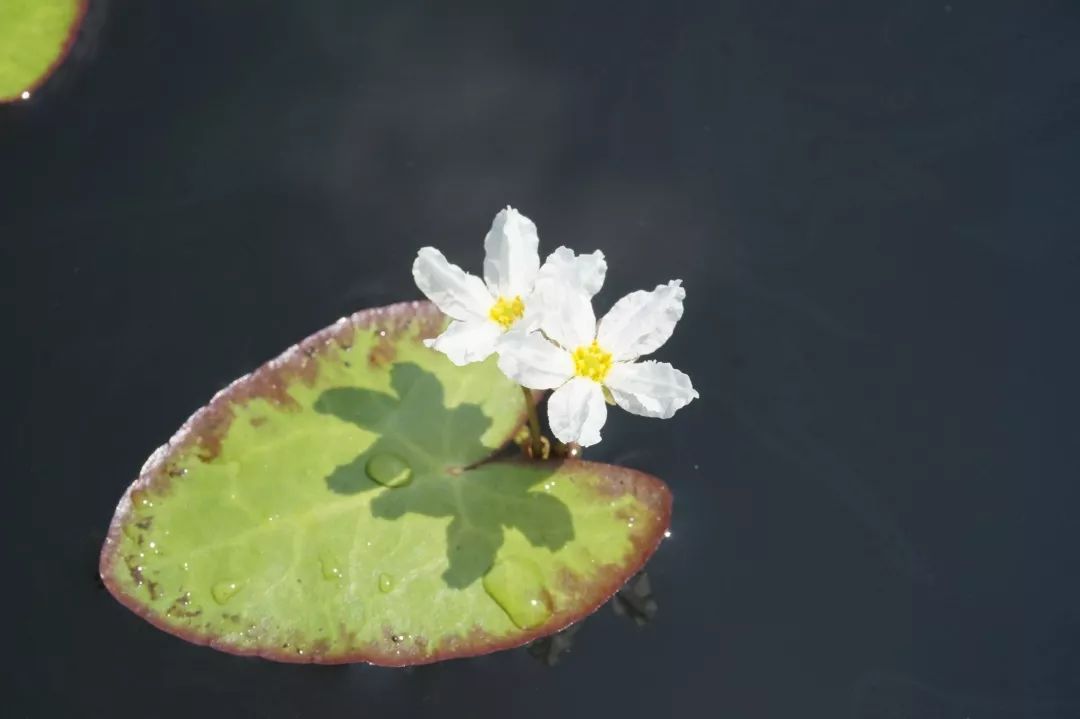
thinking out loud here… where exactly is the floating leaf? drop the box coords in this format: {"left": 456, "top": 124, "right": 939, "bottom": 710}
{"left": 100, "top": 302, "right": 672, "bottom": 665}
{"left": 0, "top": 0, "right": 85, "bottom": 102}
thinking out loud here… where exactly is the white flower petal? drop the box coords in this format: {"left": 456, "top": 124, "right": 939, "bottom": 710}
{"left": 483, "top": 207, "right": 540, "bottom": 298}
{"left": 533, "top": 281, "right": 596, "bottom": 350}
{"left": 536, "top": 246, "right": 607, "bottom": 297}
{"left": 596, "top": 280, "right": 686, "bottom": 360}
{"left": 413, "top": 247, "right": 494, "bottom": 321}
{"left": 513, "top": 297, "right": 544, "bottom": 335}
{"left": 495, "top": 330, "right": 575, "bottom": 389}
{"left": 605, "top": 360, "right": 698, "bottom": 418}
{"left": 547, "top": 376, "right": 607, "bottom": 447}
{"left": 423, "top": 320, "right": 501, "bottom": 366}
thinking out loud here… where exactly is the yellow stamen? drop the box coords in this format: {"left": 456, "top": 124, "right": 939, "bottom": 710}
{"left": 572, "top": 341, "right": 613, "bottom": 382}
{"left": 489, "top": 295, "right": 525, "bottom": 329}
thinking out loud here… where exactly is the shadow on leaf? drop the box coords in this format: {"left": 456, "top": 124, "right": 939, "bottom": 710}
{"left": 314, "top": 363, "right": 575, "bottom": 589}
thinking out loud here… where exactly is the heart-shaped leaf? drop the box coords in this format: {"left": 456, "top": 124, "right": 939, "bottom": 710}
{"left": 0, "top": 0, "right": 85, "bottom": 102}
{"left": 100, "top": 302, "right": 672, "bottom": 665}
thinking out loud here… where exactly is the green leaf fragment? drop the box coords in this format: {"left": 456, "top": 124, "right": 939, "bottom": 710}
{"left": 100, "top": 301, "right": 672, "bottom": 665}
{"left": 0, "top": 0, "right": 84, "bottom": 102}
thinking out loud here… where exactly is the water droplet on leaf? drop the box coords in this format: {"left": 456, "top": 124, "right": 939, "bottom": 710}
{"left": 482, "top": 556, "right": 553, "bottom": 630}
{"left": 212, "top": 580, "right": 242, "bottom": 604}
{"left": 378, "top": 573, "right": 394, "bottom": 593}
{"left": 319, "top": 550, "right": 342, "bottom": 580}
{"left": 365, "top": 453, "right": 413, "bottom": 487}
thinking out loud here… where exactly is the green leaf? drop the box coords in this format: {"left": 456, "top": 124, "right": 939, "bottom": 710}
{"left": 0, "top": 0, "right": 85, "bottom": 102}
{"left": 100, "top": 302, "right": 672, "bottom": 665}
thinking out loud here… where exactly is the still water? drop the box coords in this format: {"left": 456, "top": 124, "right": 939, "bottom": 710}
{"left": 6, "top": 1, "right": 1079, "bottom": 717}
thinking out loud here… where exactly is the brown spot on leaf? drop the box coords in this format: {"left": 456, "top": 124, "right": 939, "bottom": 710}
{"left": 166, "top": 593, "right": 201, "bottom": 619}
{"left": 125, "top": 556, "right": 145, "bottom": 586}
{"left": 437, "top": 625, "right": 501, "bottom": 657}
{"left": 555, "top": 566, "right": 589, "bottom": 598}
{"left": 337, "top": 622, "right": 357, "bottom": 649}
{"left": 129, "top": 488, "right": 154, "bottom": 511}
{"left": 368, "top": 334, "right": 397, "bottom": 368}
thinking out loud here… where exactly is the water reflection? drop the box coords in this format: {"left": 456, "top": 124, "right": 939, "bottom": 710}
{"left": 610, "top": 571, "right": 658, "bottom": 626}
{"left": 525, "top": 570, "right": 658, "bottom": 667}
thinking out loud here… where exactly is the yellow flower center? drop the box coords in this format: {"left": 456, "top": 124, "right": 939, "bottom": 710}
{"left": 489, "top": 295, "right": 525, "bottom": 329}
{"left": 572, "top": 341, "right": 613, "bottom": 382}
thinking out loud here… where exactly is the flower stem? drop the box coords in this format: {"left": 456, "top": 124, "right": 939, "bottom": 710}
{"left": 521, "top": 386, "right": 545, "bottom": 459}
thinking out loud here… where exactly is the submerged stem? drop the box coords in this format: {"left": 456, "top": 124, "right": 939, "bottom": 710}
{"left": 521, "top": 386, "right": 545, "bottom": 459}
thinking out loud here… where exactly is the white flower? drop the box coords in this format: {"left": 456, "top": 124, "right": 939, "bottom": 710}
{"left": 413, "top": 207, "right": 606, "bottom": 365}
{"left": 497, "top": 280, "right": 698, "bottom": 446}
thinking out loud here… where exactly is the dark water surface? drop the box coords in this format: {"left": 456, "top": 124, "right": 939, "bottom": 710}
{"left": 6, "top": 1, "right": 1080, "bottom": 716}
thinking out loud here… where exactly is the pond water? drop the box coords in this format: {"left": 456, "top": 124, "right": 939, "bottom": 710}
{"left": 6, "top": 0, "right": 1079, "bottom": 716}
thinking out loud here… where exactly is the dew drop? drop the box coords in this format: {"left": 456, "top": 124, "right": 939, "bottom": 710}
{"left": 319, "top": 550, "right": 343, "bottom": 581}
{"left": 482, "top": 556, "right": 553, "bottom": 630}
{"left": 663, "top": 530, "right": 672, "bottom": 539}
{"left": 212, "top": 580, "right": 242, "bottom": 604}
{"left": 378, "top": 573, "right": 394, "bottom": 593}
{"left": 365, "top": 453, "right": 413, "bottom": 488}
